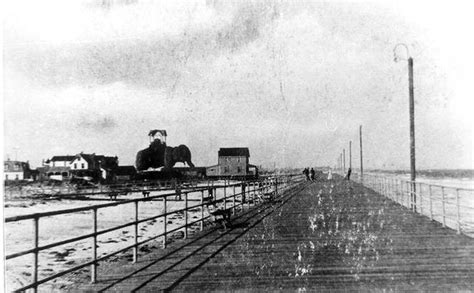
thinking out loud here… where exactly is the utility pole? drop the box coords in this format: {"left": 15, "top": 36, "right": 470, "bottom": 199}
{"left": 394, "top": 44, "right": 416, "bottom": 211}
{"left": 408, "top": 56, "right": 416, "bottom": 211}
{"left": 343, "top": 149, "right": 345, "bottom": 175}
{"left": 359, "top": 125, "right": 363, "bottom": 180}
{"left": 340, "top": 153, "right": 342, "bottom": 174}
{"left": 349, "top": 141, "right": 352, "bottom": 169}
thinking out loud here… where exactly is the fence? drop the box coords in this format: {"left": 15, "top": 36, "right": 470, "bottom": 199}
{"left": 4, "top": 175, "right": 303, "bottom": 292}
{"left": 351, "top": 173, "right": 474, "bottom": 237}
{"left": 3, "top": 178, "right": 205, "bottom": 199}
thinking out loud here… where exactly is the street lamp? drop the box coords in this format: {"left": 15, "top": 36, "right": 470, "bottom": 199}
{"left": 394, "top": 43, "right": 416, "bottom": 211}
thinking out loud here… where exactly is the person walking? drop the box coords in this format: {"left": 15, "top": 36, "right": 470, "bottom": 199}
{"left": 303, "top": 168, "right": 310, "bottom": 181}
{"left": 310, "top": 168, "right": 315, "bottom": 181}
{"left": 346, "top": 167, "right": 352, "bottom": 180}
{"left": 327, "top": 169, "right": 333, "bottom": 181}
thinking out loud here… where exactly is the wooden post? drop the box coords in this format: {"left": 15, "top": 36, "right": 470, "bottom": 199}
{"left": 33, "top": 216, "right": 39, "bottom": 292}
{"left": 91, "top": 208, "right": 97, "bottom": 283}
{"left": 133, "top": 201, "right": 138, "bottom": 263}
{"left": 163, "top": 197, "right": 167, "bottom": 248}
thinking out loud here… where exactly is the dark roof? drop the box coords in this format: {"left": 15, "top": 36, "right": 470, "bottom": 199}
{"left": 218, "top": 148, "right": 250, "bottom": 157}
{"left": 76, "top": 154, "right": 95, "bottom": 165}
{"left": 4, "top": 160, "right": 29, "bottom": 172}
{"left": 73, "top": 154, "right": 118, "bottom": 168}
{"left": 115, "top": 166, "right": 137, "bottom": 176}
{"left": 51, "top": 156, "right": 76, "bottom": 162}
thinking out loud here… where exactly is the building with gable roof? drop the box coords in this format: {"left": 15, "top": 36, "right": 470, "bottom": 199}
{"left": 4, "top": 160, "right": 36, "bottom": 181}
{"left": 206, "top": 147, "right": 258, "bottom": 178}
{"left": 70, "top": 153, "right": 118, "bottom": 181}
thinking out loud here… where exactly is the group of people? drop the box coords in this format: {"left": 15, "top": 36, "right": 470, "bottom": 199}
{"left": 303, "top": 167, "right": 316, "bottom": 181}
{"left": 302, "top": 167, "right": 351, "bottom": 182}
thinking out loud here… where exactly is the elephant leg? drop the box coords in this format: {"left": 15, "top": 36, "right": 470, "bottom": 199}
{"left": 164, "top": 149, "right": 174, "bottom": 168}
{"left": 186, "top": 160, "right": 195, "bottom": 168}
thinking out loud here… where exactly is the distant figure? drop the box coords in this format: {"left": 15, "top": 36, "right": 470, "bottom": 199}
{"left": 303, "top": 168, "right": 310, "bottom": 181}
{"left": 310, "top": 168, "right": 315, "bottom": 181}
{"left": 327, "top": 169, "right": 333, "bottom": 181}
{"left": 346, "top": 168, "right": 352, "bottom": 180}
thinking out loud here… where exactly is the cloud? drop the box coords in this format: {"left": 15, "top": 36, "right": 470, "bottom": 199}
{"left": 4, "top": 0, "right": 280, "bottom": 90}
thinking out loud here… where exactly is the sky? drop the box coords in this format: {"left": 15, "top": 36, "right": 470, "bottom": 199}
{"left": 2, "top": 0, "right": 473, "bottom": 170}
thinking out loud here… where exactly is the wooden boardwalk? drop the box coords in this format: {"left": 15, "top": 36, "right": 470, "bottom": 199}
{"left": 76, "top": 177, "right": 474, "bottom": 292}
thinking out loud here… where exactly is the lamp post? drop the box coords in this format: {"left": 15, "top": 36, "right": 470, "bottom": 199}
{"left": 394, "top": 43, "right": 416, "bottom": 211}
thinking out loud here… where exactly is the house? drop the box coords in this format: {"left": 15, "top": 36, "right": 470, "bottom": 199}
{"left": 70, "top": 153, "right": 119, "bottom": 181}
{"left": 206, "top": 148, "right": 258, "bottom": 178}
{"left": 4, "top": 160, "right": 35, "bottom": 181}
{"left": 44, "top": 156, "right": 76, "bottom": 168}
{"left": 115, "top": 166, "right": 137, "bottom": 181}
{"left": 38, "top": 155, "right": 76, "bottom": 181}
{"left": 39, "top": 155, "right": 76, "bottom": 180}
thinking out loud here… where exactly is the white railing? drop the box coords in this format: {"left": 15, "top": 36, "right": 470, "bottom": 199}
{"left": 351, "top": 173, "right": 474, "bottom": 237}
{"left": 4, "top": 175, "right": 304, "bottom": 292}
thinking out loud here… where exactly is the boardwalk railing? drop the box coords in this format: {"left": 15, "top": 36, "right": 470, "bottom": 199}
{"left": 4, "top": 178, "right": 205, "bottom": 199}
{"left": 351, "top": 173, "right": 474, "bottom": 237}
{"left": 4, "top": 175, "right": 303, "bottom": 292}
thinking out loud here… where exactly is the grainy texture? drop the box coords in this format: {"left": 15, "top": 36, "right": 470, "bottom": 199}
{"left": 75, "top": 177, "right": 474, "bottom": 292}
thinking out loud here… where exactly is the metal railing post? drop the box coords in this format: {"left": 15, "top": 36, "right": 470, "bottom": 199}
{"left": 133, "top": 201, "right": 138, "bottom": 263}
{"left": 163, "top": 196, "right": 167, "bottom": 248}
{"left": 399, "top": 179, "right": 402, "bottom": 204}
{"left": 33, "top": 216, "right": 39, "bottom": 293}
{"left": 232, "top": 185, "right": 236, "bottom": 215}
{"left": 224, "top": 181, "right": 227, "bottom": 210}
{"left": 253, "top": 182, "right": 256, "bottom": 205}
{"left": 456, "top": 189, "right": 461, "bottom": 234}
{"left": 429, "top": 185, "right": 433, "bottom": 220}
{"left": 419, "top": 182, "right": 423, "bottom": 215}
{"left": 242, "top": 182, "right": 246, "bottom": 209}
{"left": 91, "top": 208, "right": 97, "bottom": 283}
{"left": 407, "top": 181, "right": 411, "bottom": 209}
{"left": 200, "top": 190, "right": 204, "bottom": 231}
{"left": 184, "top": 192, "right": 188, "bottom": 239}
{"left": 275, "top": 177, "right": 278, "bottom": 197}
{"left": 441, "top": 187, "right": 446, "bottom": 228}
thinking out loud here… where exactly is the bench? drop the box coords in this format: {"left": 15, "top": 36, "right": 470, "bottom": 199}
{"left": 108, "top": 191, "right": 119, "bottom": 200}
{"left": 209, "top": 208, "right": 233, "bottom": 231}
{"left": 108, "top": 189, "right": 129, "bottom": 200}
{"left": 203, "top": 197, "right": 232, "bottom": 231}
{"left": 260, "top": 191, "right": 275, "bottom": 202}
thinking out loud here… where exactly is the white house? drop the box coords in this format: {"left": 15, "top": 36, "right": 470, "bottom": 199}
{"left": 4, "top": 160, "right": 34, "bottom": 181}
{"left": 70, "top": 153, "right": 118, "bottom": 181}
{"left": 44, "top": 156, "right": 75, "bottom": 168}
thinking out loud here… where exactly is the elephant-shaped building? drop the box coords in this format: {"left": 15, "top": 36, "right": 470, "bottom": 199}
{"left": 136, "top": 135, "right": 195, "bottom": 171}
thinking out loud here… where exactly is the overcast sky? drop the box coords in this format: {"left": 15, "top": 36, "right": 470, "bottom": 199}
{"left": 2, "top": 0, "right": 473, "bottom": 170}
